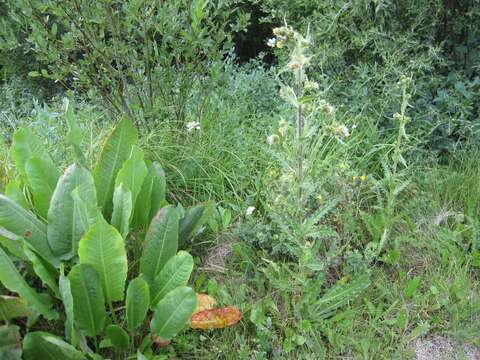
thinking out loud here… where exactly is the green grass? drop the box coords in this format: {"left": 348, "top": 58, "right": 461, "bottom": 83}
{"left": 171, "top": 155, "right": 479, "bottom": 358}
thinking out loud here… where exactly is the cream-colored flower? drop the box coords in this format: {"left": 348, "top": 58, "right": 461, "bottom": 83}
{"left": 186, "top": 121, "right": 200, "bottom": 132}
{"left": 245, "top": 206, "right": 256, "bottom": 216}
{"left": 331, "top": 123, "right": 350, "bottom": 138}
{"left": 267, "top": 134, "right": 276, "bottom": 145}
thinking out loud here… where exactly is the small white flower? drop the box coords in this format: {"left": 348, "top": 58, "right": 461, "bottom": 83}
{"left": 267, "top": 38, "right": 276, "bottom": 48}
{"left": 186, "top": 121, "right": 200, "bottom": 132}
{"left": 336, "top": 124, "right": 350, "bottom": 138}
{"left": 351, "top": 124, "right": 358, "bottom": 130}
{"left": 267, "top": 134, "right": 276, "bottom": 145}
{"left": 245, "top": 206, "right": 256, "bottom": 216}
{"left": 304, "top": 80, "right": 319, "bottom": 91}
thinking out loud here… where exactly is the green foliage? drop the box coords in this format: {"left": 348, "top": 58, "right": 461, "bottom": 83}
{"left": 255, "top": 0, "right": 480, "bottom": 156}
{"left": 23, "top": 332, "right": 86, "bottom": 360}
{"left": 24, "top": 157, "right": 60, "bottom": 219}
{"left": 94, "top": 117, "right": 137, "bottom": 216}
{"left": 47, "top": 164, "right": 96, "bottom": 259}
{"left": 0, "top": 116, "right": 211, "bottom": 358}
{"left": 105, "top": 325, "right": 129, "bottom": 351}
{"left": 140, "top": 205, "right": 179, "bottom": 284}
{"left": 78, "top": 219, "right": 128, "bottom": 303}
{"left": 68, "top": 264, "right": 106, "bottom": 337}
{"left": 0, "top": 325, "right": 22, "bottom": 360}
{"left": 2, "top": 0, "right": 248, "bottom": 129}
{"left": 0, "top": 246, "right": 58, "bottom": 320}
{"left": 1, "top": 3, "right": 479, "bottom": 357}
{"left": 11, "top": 127, "right": 52, "bottom": 181}
{"left": 150, "top": 286, "right": 197, "bottom": 341}
{"left": 151, "top": 251, "right": 194, "bottom": 306}
{"left": 0, "top": 195, "right": 56, "bottom": 264}
{"left": 126, "top": 277, "right": 150, "bottom": 331}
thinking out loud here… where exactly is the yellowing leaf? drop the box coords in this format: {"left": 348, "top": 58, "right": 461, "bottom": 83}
{"left": 190, "top": 306, "right": 241, "bottom": 330}
{"left": 194, "top": 293, "right": 216, "bottom": 313}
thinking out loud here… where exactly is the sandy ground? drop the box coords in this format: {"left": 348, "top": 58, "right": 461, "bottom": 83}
{"left": 414, "top": 336, "right": 480, "bottom": 360}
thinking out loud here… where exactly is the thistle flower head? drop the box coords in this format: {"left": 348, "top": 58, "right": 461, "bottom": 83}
{"left": 330, "top": 123, "right": 350, "bottom": 138}
{"left": 267, "top": 134, "right": 278, "bottom": 145}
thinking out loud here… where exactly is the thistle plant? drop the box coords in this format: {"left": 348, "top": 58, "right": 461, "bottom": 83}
{"left": 365, "top": 75, "right": 413, "bottom": 261}
{"left": 258, "top": 26, "right": 371, "bottom": 351}
{"left": 265, "top": 24, "right": 343, "bottom": 257}
{"left": 392, "top": 76, "right": 413, "bottom": 176}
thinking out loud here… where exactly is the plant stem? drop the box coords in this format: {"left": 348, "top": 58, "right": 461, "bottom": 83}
{"left": 296, "top": 67, "right": 305, "bottom": 227}
{"left": 109, "top": 300, "right": 119, "bottom": 325}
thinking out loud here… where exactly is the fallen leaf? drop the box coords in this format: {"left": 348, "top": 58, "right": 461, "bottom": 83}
{"left": 194, "top": 293, "right": 216, "bottom": 313}
{"left": 190, "top": 306, "right": 241, "bottom": 330}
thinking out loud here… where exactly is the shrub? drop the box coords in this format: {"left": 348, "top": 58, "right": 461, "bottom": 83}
{"left": 2, "top": 0, "right": 250, "bottom": 130}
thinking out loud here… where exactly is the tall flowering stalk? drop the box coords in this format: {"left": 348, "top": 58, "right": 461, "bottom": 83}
{"left": 269, "top": 26, "right": 313, "bottom": 223}
{"left": 265, "top": 24, "right": 345, "bottom": 259}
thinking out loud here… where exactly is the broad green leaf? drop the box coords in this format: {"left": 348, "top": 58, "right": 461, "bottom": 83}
{"left": 111, "top": 146, "right": 147, "bottom": 236}
{"left": 0, "top": 325, "right": 22, "bottom": 360}
{"left": 25, "top": 157, "right": 59, "bottom": 219}
{"left": 0, "top": 246, "right": 58, "bottom": 320}
{"left": 111, "top": 184, "right": 133, "bottom": 239}
{"left": 5, "top": 180, "right": 28, "bottom": 209}
{"left": 151, "top": 251, "right": 194, "bottom": 306}
{"left": 78, "top": 219, "right": 128, "bottom": 303}
{"left": 11, "top": 127, "right": 50, "bottom": 182}
{"left": 68, "top": 264, "right": 106, "bottom": 337}
{"left": 0, "top": 194, "right": 56, "bottom": 265}
{"left": 150, "top": 286, "right": 197, "bottom": 341}
{"left": 106, "top": 325, "right": 129, "bottom": 351}
{"left": 140, "top": 206, "right": 179, "bottom": 284}
{"left": 0, "top": 296, "right": 32, "bottom": 321}
{"left": 126, "top": 277, "right": 150, "bottom": 331}
{"left": 93, "top": 118, "right": 137, "bottom": 216}
{"left": 178, "top": 203, "right": 213, "bottom": 246}
{"left": 23, "top": 332, "right": 86, "bottom": 360}
{"left": 0, "top": 226, "right": 26, "bottom": 260}
{"left": 23, "top": 244, "right": 59, "bottom": 297}
{"left": 47, "top": 164, "right": 96, "bottom": 260}
{"left": 71, "top": 186, "right": 100, "bottom": 241}
{"left": 59, "top": 266, "right": 78, "bottom": 347}
{"left": 148, "top": 162, "right": 167, "bottom": 222}
{"left": 131, "top": 161, "right": 154, "bottom": 230}
{"left": 115, "top": 145, "right": 148, "bottom": 209}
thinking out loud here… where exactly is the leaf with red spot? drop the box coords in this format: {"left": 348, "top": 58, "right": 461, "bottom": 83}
{"left": 190, "top": 306, "right": 241, "bottom": 330}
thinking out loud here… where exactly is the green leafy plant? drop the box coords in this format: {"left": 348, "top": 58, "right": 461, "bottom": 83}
{"left": 0, "top": 115, "right": 211, "bottom": 358}
{"left": 248, "top": 25, "right": 371, "bottom": 353}
{"left": 2, "top": 0, "right": 249, "bottom": 131}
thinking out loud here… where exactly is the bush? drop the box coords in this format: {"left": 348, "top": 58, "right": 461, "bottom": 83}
{"left": 2, "top": 0, "right": 250, "bottom": 130}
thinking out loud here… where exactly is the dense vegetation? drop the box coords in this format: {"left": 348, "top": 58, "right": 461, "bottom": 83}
{"left": 0, "top": 1, "right": 479, "bottom": 358}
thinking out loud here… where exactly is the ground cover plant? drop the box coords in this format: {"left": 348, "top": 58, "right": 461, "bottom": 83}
{"left": 0, "top": 1, "right": 479, "bottom": 359}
